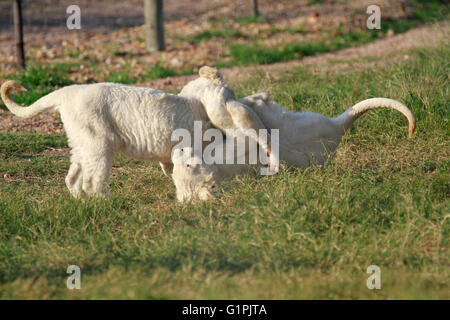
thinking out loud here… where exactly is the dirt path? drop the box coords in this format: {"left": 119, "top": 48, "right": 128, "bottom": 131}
{"left": 139, "top": 21, "right": 449, "bottom": 90}
{"left": 0, "top": 22, "right": 448, "bottom": 134}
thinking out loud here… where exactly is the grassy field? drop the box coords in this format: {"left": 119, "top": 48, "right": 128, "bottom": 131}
{"left": 0, "top": 44, "right": 449, "bottom": 299}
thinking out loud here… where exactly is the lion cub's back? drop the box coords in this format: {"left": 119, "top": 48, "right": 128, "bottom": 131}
{"left": 103, "top": 83, "right": 196, "bottom": 160}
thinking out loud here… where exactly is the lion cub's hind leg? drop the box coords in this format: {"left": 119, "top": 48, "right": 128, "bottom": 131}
{"left": 80, "top": 142, "right": 114, "bottom": 199}
{"left": 65, "top": 152, "right": 83, "bottom": 198}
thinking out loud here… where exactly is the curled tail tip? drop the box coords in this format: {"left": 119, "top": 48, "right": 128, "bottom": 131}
{"left": 406, "top": 106, "right": 416, "bottom": 138}
{"left": 408, "top": 121, "right": 416, "bottom": 138}
{"left": 1, "top": 80, "right": 27, "bottom": 93}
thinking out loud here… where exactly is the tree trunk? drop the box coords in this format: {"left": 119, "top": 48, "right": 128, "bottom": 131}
{"left": 13, "top": 0, "right": 25, "bottom": 69}
{"left": 253, "top": 0, "right": 259, "bottom": 17}
{"left": 144, "top": 0, "right": 165, "bottom": 52}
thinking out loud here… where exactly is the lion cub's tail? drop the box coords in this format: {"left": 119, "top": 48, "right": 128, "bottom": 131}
{"left": 1, "top": 80, "right": 59, "bottom": 118}
{"left": 334, "top": 98, "right": 416, "bottom": 137}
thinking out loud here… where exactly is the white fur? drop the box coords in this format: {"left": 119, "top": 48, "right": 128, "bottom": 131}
{"left": 242, "top": 93, "right": 416, "bottom": 167}
{"left": 1, "top": 69, "right": 416, "bottom": 202}
{"left": 1, "top": 80, "right": 210, "bottom": 198}
{"left": 179, "top": 66, "right": 279, "bottom": 172}
{"left": 172, "top": 93, "right": 416, "bottom": 202}
{"left": 171, "top": 147, "right": 218, "bottom": 202}
{"left": 171, "top": 143, "right": 256, "bottom": 202}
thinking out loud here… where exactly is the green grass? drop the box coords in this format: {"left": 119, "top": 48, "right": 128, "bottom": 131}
{"left": 0, "top": 63, "right": 76, "bottom": 111}
{"left": 308, "top": 0, "right": 326, "bottom": 5}
{"left": 0, "top": 62, "right": 190, "bottom": 103}
{"left": 217, "top": 30, "right": 378, "bottom": 67}
{"left": 0, "top": 133, "right": 67, "bottom": 157}
{"left": 66, "top": 49, "right": 81, "bottom": 58}
{"left": 413, "top": 0, "right": 449, "bottom": 22}
{"left": 109, "top": 44, "right": 133, "bottom": 57}
{"left": 182, "top": 24, "right": 307, "bottom": 45}
{"left": 104, "top": 70, "right": 137, "bottom": 84}
{"left": 142, "top": 65, "right": 194, "bottom": 81}
{"left": 141, "top": 65, "right": 178, "bottom": 80}
{"left": 13, "top": 63, "right": 75, "bottom": 88}
{"left": 0, "top": 45, "right": 448, "bottom": 299}
{"left": 234, "top": 15, "right": 266, "bottom": 24}
{"left": 216, "top": 0, "right": 448, "bottom": 68}
{"left": 103, "top": 65, "right": 194, "bottom": 84}
{"left": 276, "top": 26, "right": 307, "bottom": 34}
{"left": 184, "top": 29, "right": 245, "bottom": 44}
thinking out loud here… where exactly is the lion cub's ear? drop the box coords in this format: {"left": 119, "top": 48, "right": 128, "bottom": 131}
{"left": 171, "top": 147, "right": 195, "bottom": 164}
{"left": 199, "top": 66, "right": 218, "bottom": 78}
{"left": 199, "top": 66, "right": 223, "bottom": 81}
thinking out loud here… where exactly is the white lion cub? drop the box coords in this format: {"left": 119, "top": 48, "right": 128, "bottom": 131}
{"left": 240, "top": 93, "right": 415, "bottom": 167}
{"left": 171, "top": 146, "right": 257, "bottom": 202}
{"left": 172, "top": 93, "right": 416, "bottom": 202}
{"left": 1, "top": 80, "right": 210, "bottom": 198}
{"left": 179, "top": 66, "right": 279, "bottom": 173}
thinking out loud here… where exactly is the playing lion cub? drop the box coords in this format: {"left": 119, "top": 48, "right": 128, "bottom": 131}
{"left": 172, "top": 91, "right": 415, "bottom": 202}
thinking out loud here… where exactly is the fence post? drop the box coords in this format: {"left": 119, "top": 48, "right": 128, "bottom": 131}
{"left": 13, "top": 0, "right": 25, "bottom": 69}
{"left": 253, "top": 0, "right": 259, "bottom": 17}
{"left": 144, "top": 0, "right": 165, "bottom": 52}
